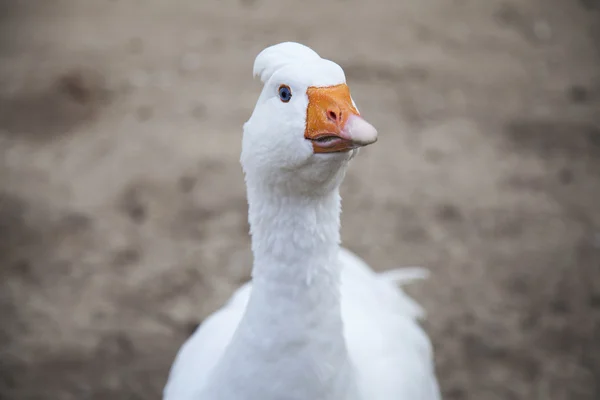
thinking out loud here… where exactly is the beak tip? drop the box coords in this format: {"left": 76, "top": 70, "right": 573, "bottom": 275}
{"left": 346, "top": 115, "right": 378, "bottom": 146}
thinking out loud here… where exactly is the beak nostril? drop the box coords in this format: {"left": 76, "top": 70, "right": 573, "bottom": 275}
{"left": 327, "top": 110, "right": 338, "bottom": 122}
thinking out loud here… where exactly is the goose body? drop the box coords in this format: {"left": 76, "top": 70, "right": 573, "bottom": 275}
{"left": 163, "top": 42, "right": 441, "bottom": 400}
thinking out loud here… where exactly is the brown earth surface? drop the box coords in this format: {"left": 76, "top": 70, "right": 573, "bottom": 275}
{"left": 1, "top": 0, "right": 599, "bottom": 399}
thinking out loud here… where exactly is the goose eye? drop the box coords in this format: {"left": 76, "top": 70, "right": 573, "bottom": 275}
{"left": 278, "top": 85, "right": 292, "bottom": 103}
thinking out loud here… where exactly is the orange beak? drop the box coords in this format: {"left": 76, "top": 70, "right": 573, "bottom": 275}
{"left": 305, "top": 84, "right": 378, "bottom": 153}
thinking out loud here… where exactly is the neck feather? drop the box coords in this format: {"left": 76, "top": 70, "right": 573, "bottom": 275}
{"left": 248, "top": 183, "right": 342, "bottom": 288}
{"left": 243, "top": 182, "right": 344, "bottom": 339}
{"left": 201, "top": 180, "right": 354, "bottom": 400}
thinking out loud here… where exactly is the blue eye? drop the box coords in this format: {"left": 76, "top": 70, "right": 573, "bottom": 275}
{"left": 278, "top": 85, "right": 292, "bottom": 103}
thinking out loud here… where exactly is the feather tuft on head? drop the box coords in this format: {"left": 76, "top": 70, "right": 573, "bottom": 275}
{"left": 253, "top": 42, "right": 322, "bottom": 84}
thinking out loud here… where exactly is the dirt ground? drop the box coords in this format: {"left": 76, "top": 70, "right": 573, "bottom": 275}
{"left": 0, "top": 0, "right": 599, "bottom": 399}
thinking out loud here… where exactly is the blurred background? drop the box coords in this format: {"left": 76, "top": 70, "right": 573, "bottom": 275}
{"left": 0, "top": 0, "right": 599, "bottom": 399}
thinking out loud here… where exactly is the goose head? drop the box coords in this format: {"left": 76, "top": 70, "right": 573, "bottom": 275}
{"left": 241, "top": 42, "right": 378, "bottom": 196}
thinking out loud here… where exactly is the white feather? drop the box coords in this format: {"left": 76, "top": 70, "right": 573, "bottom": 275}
{"left": 164, "top": 248, "right": 440, "bottom": 400}
{"left": 253, "top": 42, "right": 322, "bottom": 83}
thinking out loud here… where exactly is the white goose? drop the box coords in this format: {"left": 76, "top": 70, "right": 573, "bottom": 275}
{"left": 163, "top": 42, "right": 441, "bottom": 400}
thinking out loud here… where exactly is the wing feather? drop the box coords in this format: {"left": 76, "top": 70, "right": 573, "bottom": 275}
{"left": 338, "top": 248, "right": 441, "bottom": 399}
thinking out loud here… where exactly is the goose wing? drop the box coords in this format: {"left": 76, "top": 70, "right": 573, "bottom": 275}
{"left": 339, "top": 248, "right": 441, "bottom": 400}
